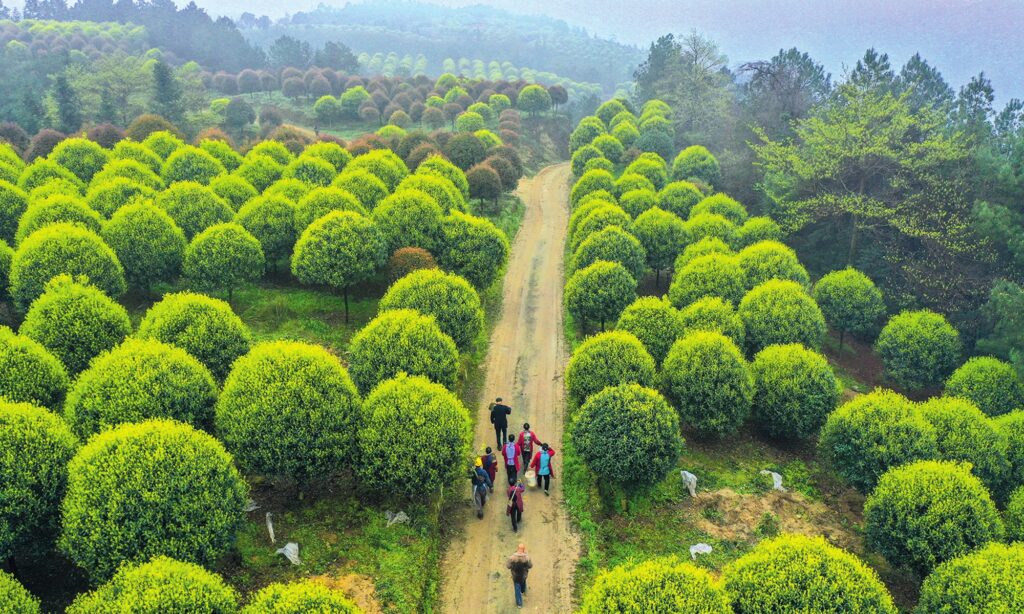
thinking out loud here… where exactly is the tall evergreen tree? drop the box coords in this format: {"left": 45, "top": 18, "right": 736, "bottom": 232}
{"left": 53, "top": 74, "right": 82, "bottom": 133}
{"left": 151, "top": 60, "right": 184, "bottom": 124}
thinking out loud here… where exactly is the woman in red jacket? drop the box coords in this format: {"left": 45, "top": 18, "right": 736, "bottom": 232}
{"left": 529, "top": 443, "right": 556, "bottom": 496}
{"left": 506, "top": 480, "right": 525, "bottom": 533}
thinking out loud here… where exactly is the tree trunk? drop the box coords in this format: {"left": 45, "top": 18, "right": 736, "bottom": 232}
{"left": 847, "top": 214, "right": 859, "bottom": 267}
{"left": 838, "top": 329, "right": 845, "bottom": 351}
{"left": 343, "top": 288, "right": 350, "bottom": 324}
{"left": 655, "top": 268, "right": 661, "bottom": 288}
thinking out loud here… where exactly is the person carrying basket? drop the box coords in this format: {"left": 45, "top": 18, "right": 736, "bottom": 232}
{"left": 506, "top": 480, "right": 526, "bottom": 533}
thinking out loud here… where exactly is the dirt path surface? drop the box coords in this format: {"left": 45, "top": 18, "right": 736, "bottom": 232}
{"left": 439, "top": 163, "right": 578, "bottom": 613}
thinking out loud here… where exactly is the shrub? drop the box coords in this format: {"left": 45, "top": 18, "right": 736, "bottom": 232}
{"left": 241, "top": 580, "right": 361, "bottom": 613}
{"left": 346, "top": 149, "right": 409, "bottom": 191}
{"left": 0, "top": 238, "right": 10, "bottom": 298}
{"left": 818, "top": 389, "right": 937, "bottom": 493}
{"left": 916, "top": 542, "right": 1024, "bottom": 613}
{"left": 618, "top": 189, "right": 658, "bottom": 218}
{"left": 691, "top": 194, "right": 747, "bottom": 226}
{"left": 438, "top": 210, "right": 509, "bottom": 289}
{"left": 216, "top": 341, "right": 361, "bottom": 480}
{"left": 995, "top": 411, "right": 1024, "bottom": 490}
{"left": 161, "top": 146, "right": 226, "bottom": 185}
{"left": 739, "top": 279, "right": 826, "bottom": 354}
{"left": 207, "top": 175, "right": 258, "bottom": 213}
{"left": 565, "top": 260, "right": 637, "bottom": 331}
{"left": 573, "top": 384, "right": 683, "bottom": 488}
{"left": 812, "top": 268, "right": 886, "bottom": 346}
{"left": 283, "top": 155, "right": 336, "bottom": 187}
{"left": 64, "top": 338, "right": 218, "bottom": 438}
{"left": 398, "top": 174, "right": 466, "bottom": 215}
{"left": 751, "top": 344, "right": 840, "bottom": 440}
{"left": 60, "top": 419, "right": 247, "bottom": 582}
{"left": 565, "top": 331, "right": 657, "bottom": 408}
{"left": 684, "top": 212, "right": 737, "bottom": 247}
{"left": 332, "top": 168, "right": 389, "bottom": 211}
{"left": 201, "top": 139, "right": 245, "bottom": 172}
{"left": 294, "top": 187, "right": 367, "bottom": 231}
{"left": 387, "top": 247, "right": 437, "bottom": 283}
{"left": 184, "top": 223, "right": 265, "bottom": 301}
{"left": 9, "top": 223, "right": 125, "bottom": 310}
{"left": 672, "top": 145, "right": 720, "bottom": 186}
{"left": 137, "top": 292, "right": 252, "bottom": 381}
{"left": 235, "top": 195, "right": 297, "bottom": 267}
{"left": 14, "top": 194, "right": 102, "bottom": 245}
{"left": 264, "top": 178, "right": 311, "bottom": 203}
{"left": 379, "top": 268, "right": 484, "bottom": 349}
{"left": 292, "top": 211, "right": 388, "bottom": 321}
{"left": 918, "top": 397, "right": 1010, "bottom": 498}
{"left": 126, "top": 115, "right": 180, "bottom": 142}
{"left": 50, "top": 137, "right": 110, "bottom": 183}
{"left": 101, "top": 203, "right": 186, "bottom": 291}
{"left": 591, "top": 134, "right": 624, "bottom": 163}
{"left": 662, "top": 331, "right": 753, "bottom": 437}
{"left": 20, "top": 275, "right": 131, "bottom": 375}
{"left": 372, "top": 189, "right": 444, "bottom": 253}
{"left": 93, "top": 158, "right": 163, "bottom": 190}
{"left": 631, "top": 207, "right": 688, "bottom": 281}
{"left": 155, "top": 181, "right": 234, "bottom": 240}
{"left": 658, "top": 181, "right": 703, "bottom": 219}
{"left": 0, "top": 180, "right": 28, "bottom": 242}
{"left": 0, "top": 326, "right": 69, "bottom": 409}
{"left": 303, "top": 141, "right": 352, "bottom": 172}
{"left": 568, "top": 199, "right": 619, "bottom": 245}
{"left": 678, "top": 296, "right": 745, "bottom": 347}
{"left": 722, "top": 535, "right": 896, "bottom": 613}
{"left": 572, "top": 226, "right": 646, "bottom": 281}
{"left": 675, "top": 238, "right": 733, "bottom": 270}
{"left": 624, "top": 156, "right": 668, "bottom": 190}
{"left": 348, "top": 309, "right": 459, "bottom": 394}
{"left": 738, "top": 216, "right": 783, "bottom": 247}
{"left": 249, "top": 140, "right": 294, "bottom": 165}
{"left": 571, "top": 144, "right": 603, "bottom": 177}
{"left": 668, "top": 253, "right": 746, "bottom": 308}
{"left": 111, "top": 140, "right": 164, "bottom": 174}
{"left": 1006, "top": 487, "right": 1024, "bottom": 541}
{"left": 233, "top": 154, "right": 283, "bottom": 192}
{"left": 0, "top": 571, "right": 39, "bottom": 613}
{"left": 615, "top": 297, "right": 684, "bottom": 366}
{"left": 455, "top": 111, "right": 485, "bottom": 132}
{"left": 570, "top": 169, "right": 615, "bottom": 206}
{"left": 0, "top": 400, "right": 77, "bottom": 561}
{"left": 67, "top": 556, "right": 238, "bottom": 614}
{"left": 85, "top": 178, "right": 155, "bottom": 217}
{"left": 613, "top": 173, "right": 656, "bottom": 198}
{"left": 418, "top": 154, "right": 469, "bottom": 198}
{"left": 18, "top": 159, "right": 84, "bottom": 194}
{"left": 945, "top": 356, "right": 1024, "bottom": 417}
{"left": 569, "top": 116, "right": 606, "bottom": 153}
{"left": 876, "top": 310, "right": 961, "bottom": 390}
{"left": 736, "top": 240, "right": 809, "bottom": 290}
{"left": 571, "top": 205, "right": 632, "bottom": 251}
{"left": 864, "top": 460, "right": 1003, "bottom": 575}
{"left": 142, "top": 131, "right": 186, "bottom": 160}
{"left": 466, "top": 163, "right": 502, "bottom": 201}
{"left": 579, "top": 558, "right": 730, "bottom": 614}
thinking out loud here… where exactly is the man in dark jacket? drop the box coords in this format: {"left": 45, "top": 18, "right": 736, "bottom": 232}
{"left": 489, "top": 397, "right": 512, "bottom": 448}
{"left": 506, "top": 543, "right": 533, "bottom": 608}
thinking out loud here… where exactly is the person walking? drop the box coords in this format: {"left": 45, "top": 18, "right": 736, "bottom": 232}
{"left": 480, "top": 446, "right": 497, "bottom": 492}
{"left": 529, "top": 443, "right": 557, "bottom": 496}
{"left": 506, "top": 543, "right": 533, "bottom": 609}
{"left": 489, "top": 397, "right": 512, "bottom": 448}
{"left": 470, "top": 458, "right": 492, "bottom": 519}
{"left": 517, "top": 423, "right": 539, "bottom": 470}
{"left": 502, "top": 434, "right": 521, "bottom": 485}
{"left": 506, "top": 480, "right": 525, "bottom": 533}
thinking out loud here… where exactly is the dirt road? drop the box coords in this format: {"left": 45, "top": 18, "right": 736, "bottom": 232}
{"left": 439, "top": 163, "right": 578, "bottom": 613}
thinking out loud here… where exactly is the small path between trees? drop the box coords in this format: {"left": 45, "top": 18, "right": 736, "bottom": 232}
{"left": 439, "top": 163, "right": 578, "bottom": 613}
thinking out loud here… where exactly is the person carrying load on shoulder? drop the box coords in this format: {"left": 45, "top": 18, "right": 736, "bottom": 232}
{"left": 480, "top": 446, "right": 497, "bottom": 492}
{"left": 470, "top": 457, "right": 492, "bottom": 519}
{"left": 489, "top": 397, "right": 512, "bottom": 448}
{"left": 506, "top": 479, "right": 526, "bottom": 533}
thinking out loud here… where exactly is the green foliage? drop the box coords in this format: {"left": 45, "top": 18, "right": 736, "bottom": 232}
{"left": 573, "top": 226, "right": 647, "bottom": 281}
{"left": 738, "top": 216, "right": 783, "bottom": 247}
{"left": 683, "top": 213, "right": 737, "bottom": 247}
{"left": 418, "top": 154, "right": 470, "bottom": 199}
{"left": 18, "top": 159, "right": 84, "bottom": 194}
{"left": 864, "top": 460, "right": 1003, "bottom": 576}
{"left": 1006, "top": 487, "right": 1024, "bottom": 542}
{"left": 60, "top": 419, "right": 247, "bottom": 582}
{"left": 0, "top": 400, "right": 77, "bottom": 561}
{"left": 812, "top": 268, "right": 886, "bottom": 342}
{"left": 672, "top": 145, "right": 720, "bottom": 186}
{"left": 592, "top": 134, "right": 625, "bottom": 163}
{"left": 736, "top": 240, "right": 810, "bottom": 290}
{"left": 85, "top": 178, "right": 155, "bottom": 217}
{"left": 347, "top": 149, "right": 409, "bottom": 191}
{"left": 916, "top": 542, "right": 1024, "bottom": 614}
{"left": 572, "top": 384, "right": 683, "bottom": 488}
{"left": 918, "top": 397, "right": 1010, "bottom": 498}
{"left": 668, "top": 253, "right": 746, "bottom": 308}
{"left": 241, "top": 580, "right": 361, "bottom": 613}
{"left": 65, "top": 338, "right": 218, "bottom": 438}
{"left": 579, "top": 557, "right": 730, "bottom": 614}
{"left": 294, "top": 187, "right": 368, "bottom": 231}
{"left": 615, "top": 296, "right": 685, "bottom": 365}
{"left": 658, "top": 181, "right": 703, "bottom": 219}
{"left": 329, "top": 170, "right": 389, "bottom": 214}
{"left": 292, "top": 211, "right": 388, "bottom": 299}
{"left": 675, "top": 237, "right": 733, "bottom": 269}
{"left": 201, "top": 139, "right": 245, "bottom": 172}
{"left": 235, "top": 195, "right": 297, "bottom": 266}
{"left": 818, "top": 389, "right": 938, "bottom": 493}
{"left": 10, "top": 223, "right": 126, "bottom": 310}
{"left": 722, "top": 534, "right": 896, "bottom": 613}
{"left": 565, "top": 331, "right": 657, "bottom": 407}
{"left": 379, "top": 268, "right": 484, "bottom": 349}
{"left": 112, "top": 141, "right": 164, "bottom": 175}
{"left": 751, "top": 344, "right": 840, "bottom": 440}
{"left": 184, "top": 223, "right": 265, "bottom": 298}
{"left": 0, "top": 180, "right": 28, "bottom": 243}
{"left": 739, "top": 279, "right": 826, "bottom": 354}
{"left": 516, "top": 84, "right": 552, "bottom": 114}
{"left": 438, "top": 210, "right": 509, "bottom": 289}
{"left": 357, "top": 373, "right": 471, "bottom": 498}
{"left": 570, "top": 116, "right": 606, "bottom": 153}
{"left": 20, "top": 275, "right": 131, "bottom": 375}
{"left": 945, "top": 356, "right": 1024, "bottom": 417}
{"left": 137, "top": 292, "right": 252, "bottom": 382}
{"left": 161, "top": 146, "right": 227, "bottom": 186}
{"left": 662, "top": 331, "right": 754, "bottom": 438}
{"left": 67, "top": 556, "right": 239, "bottom": 614}
{"left": 691, "top": 194, "right": 747, "bottom": 225}
{"left": 0, "top": 238, "right": 10, "bottom": 299}
{"left": 216, "top": 340, "right": 361, "bottom": 481}
{"left": 565, "top": 260, "right": 638, "bottom": 330}
{"left": 101, "top": 203, "right": 186, "bottom": 291}
{"left": 249, "top": 141, "right": 294, "bottom": 166}
{"left": 569, "top": 200, "right": 622, "bottom": 240}
{"left": 397, "top": 174, "right": 467, "bottom": 214}
{"left": 348, "top": 309, "right": 459, "bottom": 394}
{"left": 997, "top": 412, "right": 1024, "bottom": 502}
{"left": 618, "top": 189, "right": 659, "bottom": 218}
{"left": 233, "top": 154, "right": 283, "bottom": 193}
{"left": 571, "top": 144, "right": 604, "bottom": 177}
{"left": 613, "top": 173, "right": 656, "bottom": 198}
{"left": 624, "top": 156, "right": 668, "bottom": 191}
{"left": 0, "top": 326, "right": 69, "bottom": 409}
{"left": 631, "top": 207, "right": 688, "bottom": 274}
{"left": 0, "top": 571, "right": 39, "bottom": 614}
{"left": 142, "top": 131, "right": 185, "bottom": 160}
{"left": 50, "top": 138, "right": 110, "bottom": 183}
{"left": 155, "top": 181, "right": 235, "bottom": 240}
{"left": 94, "top": 158, "right": 164, "bottom": 191}
{"left": 571, "top": 205, "right": 632, "bottom": 251}
{"left": 455, "top": 111, "right": 486, "bottom": 132}
{"left": 571, "top": 169, "right": 615, "bottom": 206}
{"left": 304, "top": 142, "right": 352, "bottom": 173}
{"left": 678, "top": 296, "right": 745, "bottom": 347}
{"left": 264, "top": 178, "right": 311, "bottom": 204}
{"left": 14, "top": 194, "right": 102, "bottom": 245}
{"left": 876, "top": 310, "right": 961, "bottom": 390}
{"left": 372, "top": 189, "right": 444, "bottom": 253}
{"left": 283, "top": 155, "right": 337, "bottom": 187}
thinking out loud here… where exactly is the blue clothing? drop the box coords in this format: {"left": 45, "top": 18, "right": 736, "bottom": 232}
{"left": 514, "top": 578, "right": 527, "bottom": 606}
{"left": 538, "top": 451, "right": 551, "bottom": 476}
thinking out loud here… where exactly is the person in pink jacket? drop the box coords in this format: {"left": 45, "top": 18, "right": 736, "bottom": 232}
{"left": 501, "top": 434, "right": 521, "bottom": 485}
{"left": 529, "top": 443, "right": 556, "bottom": 496}
{"left": 516, "top": 423, "right": 540, "bottom": 470}
{"left": 506, "top": 480, "right": 525, "bottom": 533}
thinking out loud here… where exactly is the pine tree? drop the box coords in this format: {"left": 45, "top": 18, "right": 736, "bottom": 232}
{"left": 53, "top": 74, "right": 82, "bottom": 134}
{"left": 151, "top": 60, "right": 184, "bottom": 124}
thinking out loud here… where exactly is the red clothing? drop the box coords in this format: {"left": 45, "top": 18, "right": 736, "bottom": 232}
{"left": 517, "top": 430, "right": 540, "bottom": 455}
{"left": 480, "top": 453, "right": 497, "bottom": 482}
{"left": 502, "top": 441, "right": 521, "bottom": 470}
{"left": 530, "top": 448, "right": 557, "bottom": 474}
{"left": 507, "top": 484, "right": 525, "bottom": 512}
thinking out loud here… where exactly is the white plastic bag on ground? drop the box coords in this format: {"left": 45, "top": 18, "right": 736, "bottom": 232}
{"left": 265, "top": 512, "right": 276, "bottom": 543}
{"left": 385, "top": 510, "right": 410, "bottom": 527}
{"left": 760, "top": 470, "right": 787, "bottom": 492}
{"left": 276, "top": 542, "right": 300, "bottom": 565}
{"left": 680, "top": 471, "right": 698, "bottom": 497}
{"left": 690, "top": 543, "right": 712, "bottom": 560}
{"left": 244, "top": 499, "right": 260, "bottom": 512}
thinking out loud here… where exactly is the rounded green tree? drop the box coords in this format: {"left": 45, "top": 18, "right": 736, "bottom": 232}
{"left": 565, "top": 260, "right": 638, "bottom": 332}
{"left": 50, "top": 137, "right": 110, "bottom": 183}
{"left": 864, "top": 460, "right": 1003, "bottom": 576}
{"left": 918, "top": 396, "right": 1010, "bottom": 498}
{"left": 332, "top": 169, "right": 390, "bottom": 211}
{"left": 615, "top": 296, "right": 685, "bottom": 365}
{"left": 357, "top": 374, "right": 471, "bottom": 497}
{"left": 372, "top": 189, "right": 444, "bottom": 253}
{"left": 722, "top": 534, "right": 896, "bottom": 613}
{"left": 672, "top": 145, "right": 720, "bottom": 186}
{"left": 216, "top": 340, "right": 361, "bottom": 481}
{"left": 675, "top": 237, "right": 733, "bottom": 268}
{"left": 631, "top": 207, "right": 688, "bottom": 286}
{"left": 235, "top": 194, "right": 297, "bottom": 269}
{"left": 565, "top": 331, "right": 657, "bottom": 408}
{"left": 209, "top": 174, "right": 258, "bottom": 211}
{"left": 997, "top": 411, "right": 1024, "bottom": 494}
{"left": 184, "top": 223, "right": 265, "bottom": 302}
{"left": 945, "top": 356, "right": 1024, "bottom": 417}
{"left": 438, "top": 211, "right": 509, "bottom": 289}
{"left": 668, "top": 253, "right": 746, "bottom": 309}
{"left": 572, "top": 225, "right": 647, "bottom": 282}
{"left": 0, "top": 571, "right": 39, "bottom": 614}
{"left": 283, "top": 155, "right": 336, "bottom": 187}
{"left": 398, "top": 174, "right": 466, "bottom": 214}
{"left": 1006, "top": 487, "right": 1024, "bottom": 542}
{"left": 60, "top": 419, "right": 247, "bottom": 581}
{"left": 658, "top": 181, "right": 703, "bottom": 219}
{"left": 241, "top": 580, "right": 362, "bottom": 614}
{"left": 751, "top": 343, "right": 840, "bottom": 440}
{"left": 916, "top": 542, "right": 1024, "bottom": 614}
{"left": 379, "top": 268, "right": 484, "bottom": 349}
{"left": 678, "top": 296, "right": 745, "bottom": 347}
{"left": 738, "top": 216, "right": 783, "bottom": 247}
{"left": 691, "top": 194, "right": 747, "bottom": 225}
{"left": 348, "top": 309, "right": 459, "bottom": 394}
{"left": 736, "top": 240, "right": 810, "bottom": 290}
{"left": 155, "top": 181, "right": 234, "bottom": 240}
{"left": 579, "top": 558, "right": 730, "bottom": 614}
{"left": 739, "top": 279, "right": 826, "bottom": 354}
{"left": 0, "top": 326, "right": 69, "bottom": 409}
{"left": 86, "top": 177, "right": 156, "bottom": 217}
{"left": 161, "top": 146, "right": 227, "bottom": 185}
{"left": 812, "top": 268, "right": 885, "bottom": 348}
{"left": 684, "top": 213, "right": 737, "bottom": 247}
{"left": 876, "top": 310, "right": 961, "bottom": 390}
{"left": 101, "top": 203, "right": 186, "bottom": 292}
{"left": 14, "top": 194, "right": 102, "bottom": 244}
